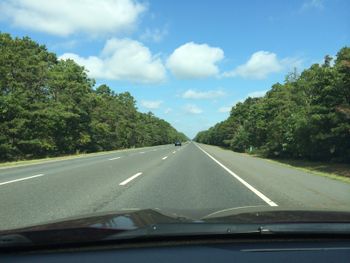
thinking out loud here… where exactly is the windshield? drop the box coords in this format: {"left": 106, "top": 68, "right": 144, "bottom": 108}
{"left": 0, "top": 0, "right": 349, "bottom": 237}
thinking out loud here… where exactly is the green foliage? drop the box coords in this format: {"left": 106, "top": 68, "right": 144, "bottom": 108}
{"left": 0, "top": 33, "right": 187, "bottom": 161}
{"left": 194, "top": 47, "right": 350, "bottom": 163}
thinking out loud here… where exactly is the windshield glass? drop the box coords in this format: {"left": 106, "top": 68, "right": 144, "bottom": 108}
{"left": 0, "top": 0, "right": 349, "bottom": 235}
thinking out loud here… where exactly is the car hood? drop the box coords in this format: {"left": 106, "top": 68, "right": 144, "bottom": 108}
{"left": 3, "top": 207, "right": 350, "bottom": 234}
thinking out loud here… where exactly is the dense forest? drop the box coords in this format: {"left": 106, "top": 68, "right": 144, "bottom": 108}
{"left": 0, "top": 33, "right": 187, "bottom": 161}
{"left": 195, "top": 47, "right": 350, "bottom": 163}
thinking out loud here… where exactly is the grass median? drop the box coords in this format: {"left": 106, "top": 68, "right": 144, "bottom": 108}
{"left": 263, "top": 157, "right": 350, "bottom": 184}
{"left": 0, "top": 146, "right": 152, "bottom": 169}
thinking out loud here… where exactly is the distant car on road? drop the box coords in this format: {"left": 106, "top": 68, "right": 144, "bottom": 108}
{"left": 175, "top": 141, "right": 182, "bottom": 146}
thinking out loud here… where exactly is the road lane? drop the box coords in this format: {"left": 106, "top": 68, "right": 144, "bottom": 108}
{"left": 0, "top": 144, "right": 174, "bottom": 184}
{"left": 97, "top": 142, "right": 267, "bottom": 218}
{"left": 0, "top": 141, "right": 349, "bottom": 231}
{"left": 195, "top": 143, "right": 278, "bottom": 207}
{"left": 197, "top": 143, "right": 350, "bottom": 211}
{"left": 0, "top": 144, "right": 181, "bottom": 230}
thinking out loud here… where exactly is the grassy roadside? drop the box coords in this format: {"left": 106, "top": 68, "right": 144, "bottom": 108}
{"left": 243, "top": 152, "right": 350, "bottom": 184}
{"left": 264, "top": 158, "right": 350, "bottom": 184}
{"left": 0, "top": 146, "right": 151, "bottom": 169}
{"left": 212, "top": 145, "right": 350, "bottom": 184}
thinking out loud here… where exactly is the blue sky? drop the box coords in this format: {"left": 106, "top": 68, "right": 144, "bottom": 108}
{"left": 1, "top": 0, "right": 349, "bottom": 138}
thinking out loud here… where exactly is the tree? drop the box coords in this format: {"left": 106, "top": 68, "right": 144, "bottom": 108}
{"left": 0, "top": 33, "right": 187, "bottom": 161}
{"left": 195, "top": 46, "right": 350, "bottom": 163}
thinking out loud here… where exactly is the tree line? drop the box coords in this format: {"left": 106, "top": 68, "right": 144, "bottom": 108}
{"left": 194, "top": 47, "right": 350, "bottom": 163}
{"left": 0, "top": 33, "right": 187, "bottom": 161}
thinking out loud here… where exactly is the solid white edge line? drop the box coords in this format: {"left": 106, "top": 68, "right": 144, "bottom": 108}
{"left": 119, "top": 172, "right": 143, "bottom": 186}
{"left": 195, "top": 143, "right": 278, "bottom": 207}
{"left": 109, "top": 157, "right": 121, "bottom": 161}
{"left": 0, "top": 174, "right": 45, "bottom": 186}
{"left": 162, "top": 156, "right": 168, "bottom": 160}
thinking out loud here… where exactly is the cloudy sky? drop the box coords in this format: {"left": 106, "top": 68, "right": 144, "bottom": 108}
{"left": 1, "top": 0, "right": 349, "bottom": 137}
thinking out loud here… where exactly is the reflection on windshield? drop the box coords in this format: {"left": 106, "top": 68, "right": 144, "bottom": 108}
{"left": 0, "top": 0, "right": 349, "bottom": 233}
{"left": 92, "top": 216, "right": 137, "bottom": 230}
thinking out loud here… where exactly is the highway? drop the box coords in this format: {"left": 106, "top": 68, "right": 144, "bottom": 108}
{"left": 1, "top": 142, "right": 350, "bottom": 230}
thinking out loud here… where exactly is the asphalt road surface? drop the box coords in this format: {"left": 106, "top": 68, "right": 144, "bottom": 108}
{"left": 1, "top": 142, "right": 350, "bottom": 230}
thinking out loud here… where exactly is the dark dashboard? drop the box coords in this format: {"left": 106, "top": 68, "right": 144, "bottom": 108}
{"left": 2, "top": 209, "right": 350, "bottom": 262}
{"left": 2, "top": 237, "right": 350, "bottom": 263}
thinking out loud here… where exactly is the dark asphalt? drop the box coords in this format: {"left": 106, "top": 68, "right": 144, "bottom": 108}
{"left": 0, "top": 142, "right": 350, "bottom": 230}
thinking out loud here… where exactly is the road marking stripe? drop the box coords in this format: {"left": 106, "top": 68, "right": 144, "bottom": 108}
{"left": 0, "top": 174, "right": 45, "bottom": 186}
{"left": 139, "top": 151, "right": 145, "bottom": 154}
{"left": 195, "top": 144, "right": 278, "bottom": 207}
{"left": 172, "top": 151, "right": 176, "bottom": 154}
{"left": 109, "top": 157, "right": 121, "bottom": 160}
{"left": 162, "top": 156, "right": 168, "bottom": 160}
{"left": 119, "top": 172, "right": 143, "bottom": 186}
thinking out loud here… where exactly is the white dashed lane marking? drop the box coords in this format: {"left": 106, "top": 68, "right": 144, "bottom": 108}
{"left": 0, "top": 174, "right": 45, "bottom": 186}
{"left": 109, "top": 157, "right": 121, "bottom": 161}
{"left": 119, "top": 172, "right": 143, "bottom": 186}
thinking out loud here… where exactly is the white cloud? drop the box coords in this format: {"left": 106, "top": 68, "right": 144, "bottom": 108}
{"left": 182, "top": 89, "right": 226, "bottom": 99}
{"left": 59, "top": 38, "right": 166, "bottom": 84}
{"left": 164, "top": 108, "right": 172, "bottom": 114}
{"left": 141, "top": 100, "right": 163, "bottom": 109}
{"left": 167, "top": 42, "right": 224, "bottom": 79}
{"left": 0, "top": 0, "right": 146, "bottom": 36}
{"left": 247, "top": 90, "right": 268, "bottom": 98}
{"left": 140, "top": 27, "right": 168, "bottom": 43}
{"left": 218, "top": 106, "right": 231, "bottom": 113}
{"left": 184, "top": 104, "right": 203, "bottom": 114}
{"left": 300, "top": 0, "right": 324, "bottom": 11}
{"left": 224, "top": 51, "right": 282, "bottom": 79}
{"left": 223, "top": 51, "right": 303, "bottom": 79}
